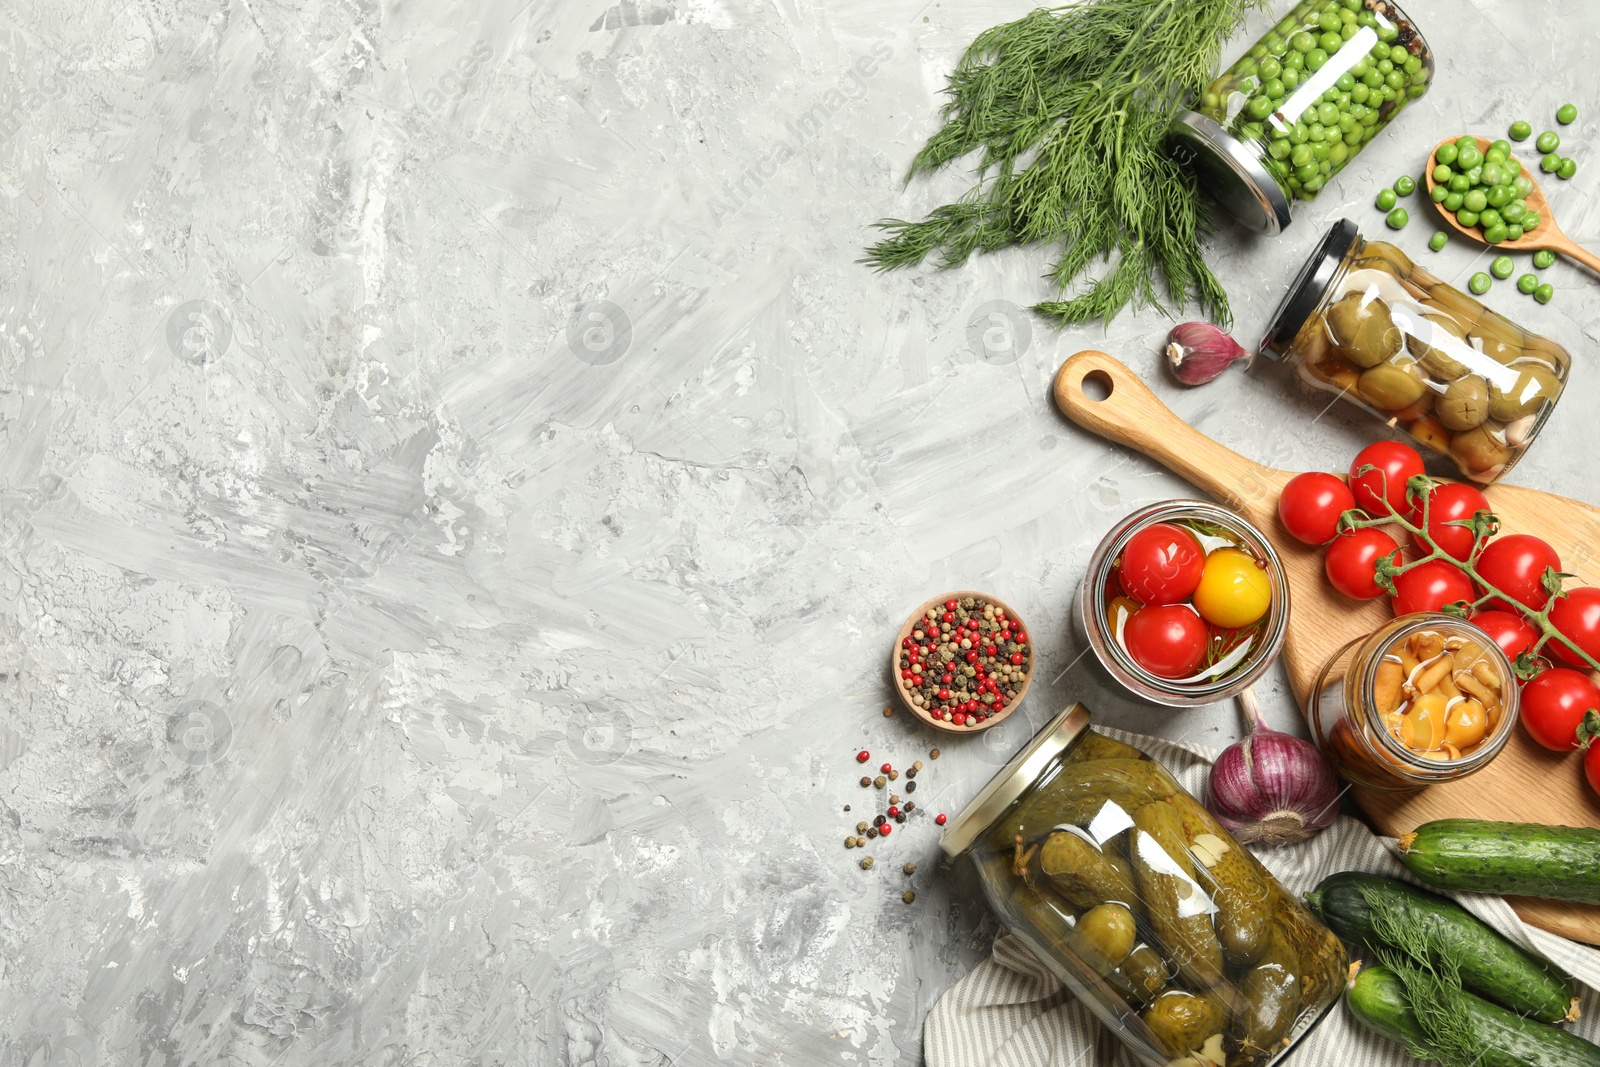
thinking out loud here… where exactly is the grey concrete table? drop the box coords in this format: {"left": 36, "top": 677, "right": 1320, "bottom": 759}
{"left": 2, "top": 0, "right": 1597, "bottom": 1063}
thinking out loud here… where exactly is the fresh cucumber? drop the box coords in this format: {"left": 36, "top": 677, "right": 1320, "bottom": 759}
{"left": 1307, "top": 872, "right": 1578, "bottom": 1024}
{"left": 1347, "top": 964, "right": 1600, "bottom": 1067}
{"left": 1398, "top": 819, "right": 1600, "bottom": 904}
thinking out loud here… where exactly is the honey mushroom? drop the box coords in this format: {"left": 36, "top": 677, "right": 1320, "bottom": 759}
{"left": 1383, "top": 629, "right": 1503, "bottom": 761}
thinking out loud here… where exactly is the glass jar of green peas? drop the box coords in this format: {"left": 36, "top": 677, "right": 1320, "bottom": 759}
{"left": 1260, "top": 220, "right": 1569, "bottom": 485}
{"left": 1171, "top": 0, "right": 1433, "bottom": 234}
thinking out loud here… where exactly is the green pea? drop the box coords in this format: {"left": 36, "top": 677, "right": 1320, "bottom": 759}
{"left": 1344, "top": 127, "right": 1364, "bottom": 147}
{"left": 1456, "top": 144, "right": 1483, "bottom": 170}
{"left": 1464, "top": 165, "right": 1483, "bottom": 186}
{"left": 1522, "top": 211, "right": 1542, "bottom": 231}
{"left": 1361, "top": 67, "right": 1383, "bottom": 88}
{"left": 1286, "top": 49, "right": 1306, "bottom": 70}
{"left": 1351, "top": 83, "right": 1369, "bottom": 104}
{"left": 1303, "top": 174, "right": 1324, "bottom": 193}
{"left": 1375, "top": 188, "right": 1397, "bottom": 210}
{"left": 1489, "top": 255, "right": 1514, "bottom": 279}
{"left": 1307, "top": 48, "right": 1329, "bottom": 71}
{"left": 1535, "top": 283, "right": 1554, "bottom": 304}
{"left": 1377, "top": 20, "right": 1398, "bottom": 42}
{"left": 1485, "top": 184, "right": 1512, "bottom": 208}
{"left": 1317, "top": 9, "right": 1341, "bottom": 31}
{"left": 1317, "top": 101, "right": 1339, "bottom": 125}
{"left": 1386, "top": 207, "right": 1409, "bottom": 230}
{"left": 1268, "top": 138, "right": 1292, "bottom": 160}
{"left": 1509, "top": 120, "right": 1533, "bottom": 141}
{"left": 1282, "top": 67, "right": 1301, "bottom": 89}
{"left": 1503, "top": 156, "right": 1522, "bottom": 177}
{"left": 1376, "top": 57, "right": 1393, "bottom": 74}
{"left": 1533, "top": 249, "right": 1556, "bottom": 269}
{"left": 1505, "top": 223, "right": 1524, "bottom": 241}
{"left": 1309, "top": 123, "right": 1326, "bottom": 142}
{"left": 1311, "top": 142, "right": 1330, "bottom": 162}
{"left": 1483, "top": 223, "right": 1509, "bottom": 245}
{"left": 1384, "top": 69, "right": 1405, "bottom": 90}
{"left": 1456, "top": 208, "right": 1480, "bottom": 227}
{"left": 1329, "top": 141, "right": 1350, "bottom": 166}
{"left": 1291, "top": 122, "right": 1310, "bottom": 144}
{"left": 1455, "top": 135, "right": 1478, "bottom": 150}
{"left": 1386, "top": 44, "right": 1406, "bottom": 63}
{"left": 1431, "top": 163, "right": 1452, "bottom": 184}
{"left": 1393, "top": 175, "right": 1416, "bottom": 196}
{"left": 1247, "top": 95, "right": 1274, "bottom": 119}
{"left": 1518, "top": 273, "right": 1539, "bottom": 294}
{"left": 1295, "top": 163, "right": 1319, "bottom": 182}
{"left": 1443, "top": 191, "right": 1465, "bottom": 212}
{"left": 1260, "top": 56, "right": 1282, "bottom": 79}
{"left": 1448, "top": 173, "right": 1472, "bottom": 193}
{"left": 1490, "top": 139, "right": 1512, "bottom": 156}
{"left": 1291, "top": 143, "right": 1313, "bottom": 167}
{"left": 1559, "top": 157, "right": 1578, "bottom": 180}
{"left": 1513, "top": 175, "right": 1535, "bottom": 197}
{"left": 1468, "top": 272, "right": 1493, "bottom": 295}
{"left": 1541, "top": 152, "right": 1563, "bottom": 173}
{"left": 1264, "top": 77, "right": 1286, "bottom": 98}
{"left": 1429, "top": 231, "right": 1448, "bottom": 251}
{"left": 1480, "top": 162, "right": 1507, "bottom": 187}
{"left": 1479, "top": 208, "right": 1503, "bottom": 230}
{"left": 1558, "top": 103, "right": 1578, "bottom": 125}
{"left": 1291, "top": 30, "right": 1316, "bottom": 51}
{"left": 1462, "top": 189, "right": 1488, "bottom": 213}
{"left": 1536, "top": 130, "right": 1561, "bottom": 153}
{"left": 1338, "top": 113, "right": 1356, "bottom": 133}
{"left": 1500, "top": 200, "right": 1525, "bottom": 222}
{"left": 1430, "top": 184, "right": 1450, "bottom": 203}
{"left": 1403, "top": 55, "right": 1422, "bottom": 75}
{"left": 1436, "top": 142, "right": 1459, "bottom": 166}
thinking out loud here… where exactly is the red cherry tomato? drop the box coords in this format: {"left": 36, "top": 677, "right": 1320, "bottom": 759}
{"left": 1520, "top": 668, "right": 1600, "bottom": 750}
{"left": 1325, "top": 528, "right": 1401, "bottom": 600}
{"left": 1408, "top": 482, "right": 1491, "bottom": 561}
{"left": 1549, "top": 587, "right": 1600, "bottom": 670}
{"left": 1349, "top": 442, "right": 1424, "bottom": 518}
{"left": 1469, "top": 610, "right": 1540, "bottom": 661}
{"left": 1474, "top": 533, "right": 1561, "bottom": 613}
{"left": 1118, "top": 523, "right": 1205, "bottom": 605}
{"left": 1122, "top": 604, "right": 1209, "bottom": 679}
{"left": 1279, "top": 472, "right": 1356, "bottom": 545}
{"left": 1391, "top": 559, "right": 1475, "bottom": 616}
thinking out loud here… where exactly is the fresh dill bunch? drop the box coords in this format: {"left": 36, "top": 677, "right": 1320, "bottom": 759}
{"left": 864, "top": 0, "right": 1263, "bottom": 328}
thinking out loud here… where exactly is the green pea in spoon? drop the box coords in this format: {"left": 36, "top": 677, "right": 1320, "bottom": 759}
{"left": 1425, "top": 136, "right": 1600, "bottom": 276}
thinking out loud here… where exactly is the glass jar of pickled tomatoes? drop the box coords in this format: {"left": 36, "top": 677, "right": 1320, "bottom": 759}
{"left": 1309, "top": 613, "right": 1520, "bottom": 790}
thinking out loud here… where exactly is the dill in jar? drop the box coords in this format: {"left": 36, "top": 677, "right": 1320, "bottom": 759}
{"left": 864, "top": 0, "right": 1264, "bottom": 327}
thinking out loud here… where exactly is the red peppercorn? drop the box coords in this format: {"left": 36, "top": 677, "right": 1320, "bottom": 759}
{"left": 936, "top": 813, "right": 947, "bottom": 825}
{"left": 887, "top": 806, "right": 900, "bottom": 817}
{"left": 1015, "top": 632, "right": 1028, "bottom": 644}
{"left": 941, "top": 673, "right": 953, "bottom": 684}
{"left": 965, "top": 650, "right": 978, "bottom": 662}
{"left": 1010, "top": 653, "right": 1024, "bottom": 665}
{"left": 880, "top": 762, "right": 892, "bottom": 774}
{"left": 942, "top": 611, "right": 954, "bottom": 623}
{"left": 879, "top": 823, "right": 892, "bottom": 836}
{"left": 984, "top": 645, "right": 996, "bottom": 656}
{"left": 952, "top": 712, "right": 967, "bottom": 725}
{"left": 857, "top": 750, "right": 870, "bottom": 763}
{"left": 945, "top": 599, "right": 957, "bottom": 610}
{"left": 937, "top": 688, "right": 950, "bottom": 700}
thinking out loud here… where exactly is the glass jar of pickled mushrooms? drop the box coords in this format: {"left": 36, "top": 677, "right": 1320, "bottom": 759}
{"left": 1259, "top": 219, "right": 1568, "bottom": 484}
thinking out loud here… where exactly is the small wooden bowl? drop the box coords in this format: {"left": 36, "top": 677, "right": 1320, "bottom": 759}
{"left": 890, "top": 590, "right": 1035, "bottom": 735}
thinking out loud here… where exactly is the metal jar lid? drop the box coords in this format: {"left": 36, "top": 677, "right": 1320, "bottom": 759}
{"left": 1259, "top": 218, "right": 1360, "bottom": 360}
{"left": 938, "top": 703, "right": 1090, "bottom": 858}
{"left": 1169, "top": 110, "right": 1293, "bottom": 236}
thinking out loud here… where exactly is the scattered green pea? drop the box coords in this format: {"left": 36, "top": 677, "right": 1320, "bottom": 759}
{"left": 1558, "top": 157, "right": 1578, "bottom": 181}
{"left": 1541, "top": 152, "right": 1563, "bottom": 173}
{"left": 1394, "top": 174, "right": 1416, "bottom": 196}
{"left": 1509, "top": 120, "right": 1533, "bottom": 141}
{"left": 1537, "top": 130, "right": 1561, "bottom": 154}
{"left": 1517, "top": 273, "right": 1539, "bottom": 294}
{"left": 1468, "top": 272, "right": 1493, "bottom": 295}
{"left": 1534, "top": 249, "right": 1556, "bottom": 269}
{"left": 1428, "top": 231, "right": 1448, "bottom": 251}
{"left": 1534, "top": 283, "right": 1554, "bottom": 304}
{"left": 1490, "top": 255, "right": 1515, "bottom": 279}
{"left": 1385, "top": 206, "right": 1409, "bottom": 229}
{"left": 1558, "top": 103, "right": 1578, "bottom": 125}
{"left": 1376, "top": 187, "right": 1398, "bottom": 210}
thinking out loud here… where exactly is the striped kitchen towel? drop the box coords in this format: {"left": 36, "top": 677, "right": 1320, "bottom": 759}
{"left": 925, "top": 728, "right": 1600, "bottom": 1067}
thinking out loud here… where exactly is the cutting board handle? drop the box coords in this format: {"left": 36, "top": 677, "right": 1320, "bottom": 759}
{"left": 1052, "top": 350, "right": 1280, "bottom": 515}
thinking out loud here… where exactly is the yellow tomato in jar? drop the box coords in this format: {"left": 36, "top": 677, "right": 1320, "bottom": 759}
{"left": 1191, "top": 547, "right": 1272, "bottom": 628}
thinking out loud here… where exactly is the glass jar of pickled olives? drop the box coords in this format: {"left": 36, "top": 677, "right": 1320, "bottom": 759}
{"left": 941, "top": 705, "right": 1347, "bottom": 1067}
{"left": 1260, "top": 220, "right": 1569, "bottom": 484}
{"left": 1309, "top": 613, "right": 1520, "bottom": 791}
{"left": 1171, "top": 0, "right": 1432, "bottom": 233}
{"left": 1078, "top": 501, "right": 1289, "bottom": 708}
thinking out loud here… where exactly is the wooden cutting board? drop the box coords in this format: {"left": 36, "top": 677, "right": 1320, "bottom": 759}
{"left": 1053, "top": 349, "right": 1600, "bottom": 944}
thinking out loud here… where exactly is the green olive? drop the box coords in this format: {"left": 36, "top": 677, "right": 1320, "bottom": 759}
{"left": 1324, "top": 293, "right": 1400, "bottom": 368}
{"left": 1078, "top": 903, "right": 1137, "bottom": 971}
{"left": 1420, "top": 285, "right": 1482, "bottom": 334}
{"left": 1451, "top": 423, "right": 1513, "bottom": 475}
{"left": 1358, "top": 359, "right": 1426, "bottom": 411}
{"left": 1404, "top": 313, "right": 1471, "bottom": 379}
{"left": 1468, "top": 313, "right": 1526, "bottom": 365}
{"left": 1487, "top": 363, "right": 1560, "bottom": 422}
{"left": 1356, "top": 240, "right": 1414, "bottom": 277}
{"left": 1436, "top": 375, "right": 1490, "bottom": 431}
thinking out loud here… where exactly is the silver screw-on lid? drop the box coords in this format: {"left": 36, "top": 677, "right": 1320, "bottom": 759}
{"left": 1169, "top": 109, "right": 1293, "bottom": 236}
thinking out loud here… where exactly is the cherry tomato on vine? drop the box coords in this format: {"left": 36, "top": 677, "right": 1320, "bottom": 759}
{"left": 1549, "top": 587, "right": 1600, "bottom": 670}
{"left": 1391, "top": 559, "right": 1474, "bottom": 616}
{"left": 1325, "top": 527, "right": 1401, "bottom": 600}
{"left": 1475, "top": 533, "right": 1561, "bottom": 612}
{"left": 1279, "top": 471, "right": 1356, "bottom": 545}
{"left": 1469, "top": 610, "right": 1540, "bottom": 661}
{"left": 1349, "top": 442, "right": 1424, "bottom": 518}
{"left": 1118, "top": 523, "right": 1205, "bottom": 605}
{"left": 1408, "top": 482, "right": 1491, "bottom": 561}
{"left": 1520, "top": 668, "right": 1600, "bottom": 750}
{"left": 1122, "top": 604, "right": 1208, "bottom": 679}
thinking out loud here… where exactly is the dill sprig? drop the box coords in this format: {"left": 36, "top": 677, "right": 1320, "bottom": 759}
{"left": 864, "top": 0, "right": 1263, "bottom": 328}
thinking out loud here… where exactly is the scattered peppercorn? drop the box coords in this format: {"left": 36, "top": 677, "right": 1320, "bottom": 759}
{"left": 861, "top": 856, "right": 875, "bottom": 870}
{"left": 843, "top": 805, "right": 850, "bottom": 812}
{"left": 889, "top": 794, "right": 900, "bottom": 805}
{"left": 867, "top": 827, "right": 879, "bottom": 839}
{"left": 913, "top": 760, "right": 924, "bottom": 771}
{"left": 930, "top": 749, "right": 940, "bottom": 759}
{"left": 903, "top": 862, "right": 917, "bottom": 875}
{"left": 856, "top": 750, "right": 870, "bottom": 763}
{"left": 888, "top": 769, "right": 899, "bottom": 781}
{"left": 859, "top": 776, "right": 871, "bottom": 788}
{"left": 874, "top": 775, "right": 887, "bottom": 788}
{"left": 874, "top": 814, "right": 887, "bottom": 826}
{"left": 906, "top": 780, "right": 917, "bottom": 793}
{"left": 906, "top": 768, "right": 917, "bottom": 779}
{"left": 879, "top": 823, "right": 892, "bottom": 836}
{"left": 882, "top": 705, "right": 894, "bottom": 717}
{"left": 880, "top": 762, "right": 892, "bottom": 774}
{"left": 857, "top": 821, "right": 869, "bottom": 834}
{"left": 845, "top": 837, "right": 856, "bottom": 849}
{"left": 888, "top": 806, "right": 901, "bottom": 818}
{"left": 935, "top": 813, "right": 948, "bottom": 825}
{"left": 902, "top": 890, "right": 916, "bottom": 904}
{"left": 904, "top": 801, "right": 915, "bottom": 812}
{"left": 895, "top": 814, "right": 906, "bottom": 824}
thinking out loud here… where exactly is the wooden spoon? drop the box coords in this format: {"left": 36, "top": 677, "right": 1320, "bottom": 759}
{"left": 1424, "top": 135, "right": 1600, "bottom": 274}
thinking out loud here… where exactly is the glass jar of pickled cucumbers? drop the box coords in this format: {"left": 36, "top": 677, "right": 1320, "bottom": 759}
{"left": 1309, "top": 613, "right": 1520, "bottom": 791}
{"left": 941, "top": 705, "right": 1347, "bottom": 1067}
{"left": 1260, "top": 220, "right": 1569, "bottom": 483}
{"left": 1171, "top": 0, "right": 1432, "bottom": 233}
